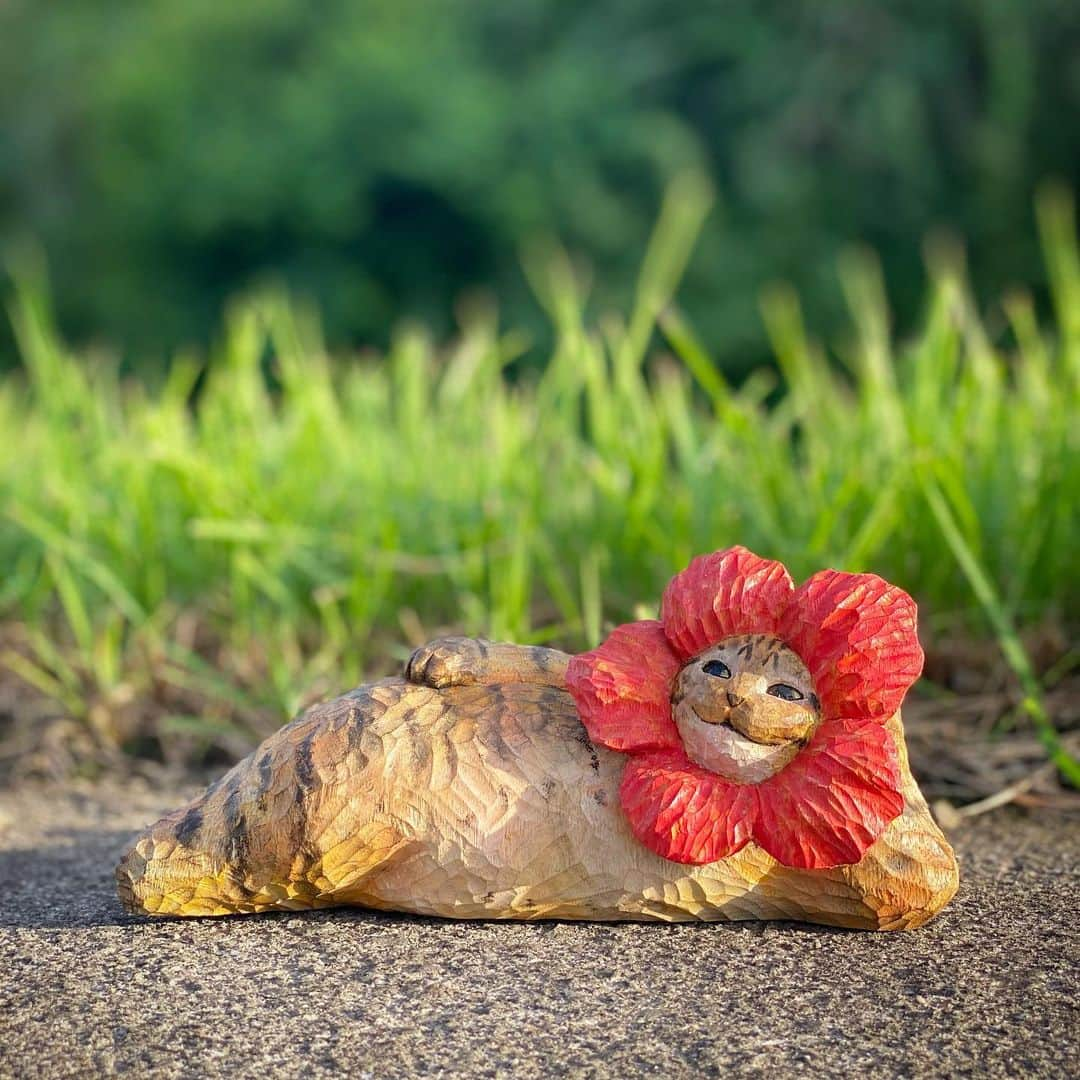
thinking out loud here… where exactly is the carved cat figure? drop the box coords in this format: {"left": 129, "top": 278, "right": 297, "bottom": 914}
{"left": 117, "top": 619, "right": 958, "bottom": 930}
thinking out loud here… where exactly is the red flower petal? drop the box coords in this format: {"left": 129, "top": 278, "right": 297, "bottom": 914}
{"left": 660, "top": 546, "right": 795, "bottom": 659}
{"left": 620, "top": 749, "right": 759, "bottom": 864}
{"left": 566, "top": 621, "right": 683, "bottom": 752}
{"left": 780, "top": 570, "right": 924, "bottom": 721}
{"left": 753, "top": 717, "right": 904, "bottom": 868}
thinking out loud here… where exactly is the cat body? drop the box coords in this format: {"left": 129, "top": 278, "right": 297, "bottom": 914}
{"left": 117, "top": 639, "right": 958, "bottom": 929}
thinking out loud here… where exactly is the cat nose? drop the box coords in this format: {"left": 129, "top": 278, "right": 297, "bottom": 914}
{"left": 726, "top": 691, "right": 741, "bottom": 708}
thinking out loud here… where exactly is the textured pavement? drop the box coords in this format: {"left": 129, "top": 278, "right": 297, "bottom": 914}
{"left": 1, "top": 780, "right": 1076, "bottom": 1078}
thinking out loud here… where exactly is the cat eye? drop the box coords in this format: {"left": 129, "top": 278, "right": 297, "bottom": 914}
{"left": 768, "top": 683, "right": 804, "bottom": 702}
{"left": 702, "top": 659, "right": 732, "bottom": 679}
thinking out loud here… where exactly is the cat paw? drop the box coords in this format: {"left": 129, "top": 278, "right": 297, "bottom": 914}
{"left": 405, "top": 637, "right": 490, "bottom": 689}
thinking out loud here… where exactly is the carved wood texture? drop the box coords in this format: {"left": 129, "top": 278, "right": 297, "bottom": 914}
{"left": 117, "top": 641, "right": 958, "bottom": 930}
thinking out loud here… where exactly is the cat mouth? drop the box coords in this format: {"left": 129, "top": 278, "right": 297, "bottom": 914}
{"left": 689, "top": 709, "right": 804, "bottom": 749}
{"left": 677, "top": 706, "right": 804, "bottom": 781}
{"left": 691, "top": 710, "right": 765, "bottom": 745}
{"left": 715, "top": 718, "right": 750, "bottom": 738}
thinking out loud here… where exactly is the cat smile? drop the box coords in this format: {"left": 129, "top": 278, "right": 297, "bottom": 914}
{"left": 676, "top": 706, "right": 802, "bottom": 783}
{"left": 687, "top": 705, "right": 804, "bottom": 748}
{"left": 690, "top": 708, "right": 764, "bottom": 743}
{"left": 689, "top": 706, "right": 793, "bottom": 748}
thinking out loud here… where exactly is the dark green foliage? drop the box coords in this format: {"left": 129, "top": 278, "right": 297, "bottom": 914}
{"left": 2, "top": 1, "right": 1078, "bottom": 370}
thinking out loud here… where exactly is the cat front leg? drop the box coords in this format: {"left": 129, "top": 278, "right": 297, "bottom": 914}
{"left": 405, "top": 636, "right": 570, "bottom": 691}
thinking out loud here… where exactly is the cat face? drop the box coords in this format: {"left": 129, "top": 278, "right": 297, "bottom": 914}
{"left": 671, "top": 634, "right": 821, "bottom": 783}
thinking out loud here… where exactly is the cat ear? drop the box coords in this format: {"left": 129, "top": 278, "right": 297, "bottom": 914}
{"left": 661, "top": 547, "right": 794, "bottom": 659}
{"left": 566, "top": 621, "right": 683, "bottom": 752}
{"left": 779, "top": 570, "right": 924, "bottom": 721}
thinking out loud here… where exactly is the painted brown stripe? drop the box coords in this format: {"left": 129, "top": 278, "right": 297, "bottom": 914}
{"left": 174, "top": 804, "right": 203, "bottom": 846}
{"left": 221, "top": 781, "right": 250, "bottom": 868}
{"left": 294, "top": 729, "right": 318, "bottom": 794}
{"left": 257, "top": 751, "right": 273, "bottom": 794}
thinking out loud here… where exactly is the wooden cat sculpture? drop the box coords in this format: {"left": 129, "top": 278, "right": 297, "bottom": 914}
{"left": 117, "top": 547, "right": 959, "bottom": 929}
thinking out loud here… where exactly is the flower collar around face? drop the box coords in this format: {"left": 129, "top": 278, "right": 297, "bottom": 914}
{"left": 565, "top": 546, "right": 924, "bottom": 870}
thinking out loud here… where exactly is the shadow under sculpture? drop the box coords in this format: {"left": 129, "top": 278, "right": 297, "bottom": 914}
{"left": 117, "top": 547, "right": 959, "bottom": 930}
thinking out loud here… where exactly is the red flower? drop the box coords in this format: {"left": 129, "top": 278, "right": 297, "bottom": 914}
{"left": 566, "top": 547, "right": 923, "bottom": 869}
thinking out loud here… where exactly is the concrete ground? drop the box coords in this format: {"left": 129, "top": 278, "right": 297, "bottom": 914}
{"left": 0, "top": 781, "right": 1076, "bottom": 1079}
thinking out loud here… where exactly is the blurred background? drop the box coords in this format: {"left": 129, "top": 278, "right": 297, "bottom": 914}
{"left": 3, "top": 1, "right": 1079, "bottom": 372}
{"left": 0, "top": 1, "right": 1077, "bottom": 804}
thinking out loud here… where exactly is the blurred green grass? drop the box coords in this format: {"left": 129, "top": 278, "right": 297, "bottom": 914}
{"left": 1, "top": 175, "right": 1077, "bottom": 776}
